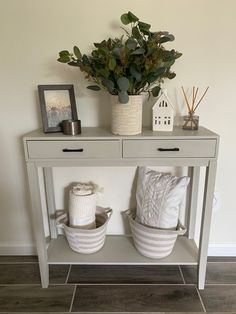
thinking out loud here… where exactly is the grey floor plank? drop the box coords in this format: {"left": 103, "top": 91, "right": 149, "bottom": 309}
{"left": 0, "top": 264, "right": 40, "bottom": 284}
{"left": 181, "top": 263, "right": 236, "bottom": 284}
{"left": 0, "top": 312, "right": 165, "bottom": 314}
{"left": 199, "top": 285, "right": 236, "bottom": 312}
{"left": 71, "top": 284, "right": 204, "bottom": 312}
{"left": 166, "top": 313, "right": 236, "bottom": 314}
{"left": 49, "top": 265, "right": 71, "bottom": 284}
{"left": 0, "top": 264, "right": 70, "bottom": 284}
{"left": 0, "top": 285, "right": 74, "bottom": 312}
{"left": 68, "top": 265, "right": 183, "bottom": 284}
{"left": 207, "top": 256, "right": 236, "bottom": 262}
{"left": 9, "top": 312, "right": 228, "bottom": 314}
{"left": 0, "top": 256, "right": 38, "bottom": 263}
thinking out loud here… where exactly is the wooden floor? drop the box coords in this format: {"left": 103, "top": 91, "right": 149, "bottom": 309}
{"left": 0, "top": 256, "right": 236, "bottom": 313}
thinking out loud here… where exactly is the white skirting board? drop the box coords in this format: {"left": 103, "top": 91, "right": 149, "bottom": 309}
{"left": 0, "top": 243, "right": 236, "bottom": 256}
{"left": 0, "top": 244, "right": 36, "bottom": 255}
{"left": 208, "top": 244, "right": 236, "bottom": 256}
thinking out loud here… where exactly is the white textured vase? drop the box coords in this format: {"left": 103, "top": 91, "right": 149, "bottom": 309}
{"left": 111, "top": 95, "right": 143, "bottom": 135}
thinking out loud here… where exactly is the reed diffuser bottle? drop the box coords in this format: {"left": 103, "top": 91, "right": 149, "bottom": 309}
{"left": 181, "top": 86, "right": 209, "bottom": 130}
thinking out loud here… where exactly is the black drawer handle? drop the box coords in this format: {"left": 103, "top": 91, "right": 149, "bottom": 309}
{"left": 158, "top": 148, "right": 180, "bottom": 152}
{"left": 62, "top": 148, "right": 84, "bottom": 152}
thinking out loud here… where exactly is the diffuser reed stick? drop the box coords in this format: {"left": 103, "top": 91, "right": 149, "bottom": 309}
{"left": 182, "top": 86, "right": 209, "bottom": 114}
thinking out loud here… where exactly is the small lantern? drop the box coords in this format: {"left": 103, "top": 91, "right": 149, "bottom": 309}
{"left": 152, "top": 90, "right": 174, "bottom": 131}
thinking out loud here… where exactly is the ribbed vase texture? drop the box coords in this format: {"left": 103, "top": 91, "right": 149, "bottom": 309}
{"left": 111, "top": 95, "right": 142, "bottom": 135}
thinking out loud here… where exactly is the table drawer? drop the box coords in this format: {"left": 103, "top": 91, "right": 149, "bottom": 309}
{"left": 123, "top": 139, "right": 216, "bottom": 158}
{"left": 27, "top": 140, "right": 120, "bottom": 159}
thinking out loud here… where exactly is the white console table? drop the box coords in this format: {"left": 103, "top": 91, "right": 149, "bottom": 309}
{"left": 23, "top": 126, "right": 219, "bottom": 289}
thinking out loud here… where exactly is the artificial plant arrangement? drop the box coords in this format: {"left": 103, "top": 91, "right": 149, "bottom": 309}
{"left": 57, "top": 11, "right": 182, "bottom": 104}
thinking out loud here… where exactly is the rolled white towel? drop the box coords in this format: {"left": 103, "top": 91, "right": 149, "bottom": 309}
{"left": 71, "top": 183, "right": 94, "bottom": 196}
{"left": 69, "top": 182, "right": 103, "bottom": 228}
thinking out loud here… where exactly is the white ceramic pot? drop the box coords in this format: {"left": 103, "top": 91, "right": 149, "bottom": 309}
{"left": 111, "top": 95, "right": 142, "bottom": 135}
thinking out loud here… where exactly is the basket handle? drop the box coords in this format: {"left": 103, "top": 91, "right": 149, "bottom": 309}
{"left": 177, "top": 222, "right": 187, "bottom": 235}
{"left": 104, "top": 208, "right": 113, "bottom": 221}
{"left": 123, "top": 209, "right": 132, "bottom": 216}
{"left": 56, "top": 213, "right": 67, "bottom": 229}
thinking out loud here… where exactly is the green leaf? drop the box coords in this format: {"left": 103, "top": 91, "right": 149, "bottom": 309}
{"left": 157, "top": 31, "right": 169, "bottom": 36}
{"left": 57, "top": 56, "right": 70, "bottom": 63}
{"left": 147, "top": 67, "right": 166, "bottom": 83}
{"left": 160, "top": 34, "right": 175, "bottom": 43}
{"left": 117, "top": 77, "right": 129, "bottom": 91}
{"left": 96, "top": 48, "right": 107, "bottom": 57}
{"left": 109, "top": 58, "right": 116, "bottom": 70}
{"left": 146, "top": 47, "right": 155, "bottom": 57}
{"left": 93, "top": 60, "right": 104, "bottom": 70}
{"left": 175, "top": 51, "right": 182, "bottom": 59}
{"left": 68, "top": 61, "right": 79, "bottom": 67}
{"left": 94, "top": 42, "right": 101, "bottom": 48}
{"left": 73, "top": 46, "right": 82, "bottom": 59}
{"left": 59, "top": 50, "right": 70, "bottom": 56}
{"left": 168, "top": 34, "right": 175, "bottom": 41}
{"left": 163, "top": 59, "right": 175, "bottom": 67}
{"left": 140, "top": 29, "right": 150, "bottom": 36}
{"left": 102, "top": 79, "right": 115, "bottom": 93}
{"left": 120, "top": 11, "right": 139, "bottom": 26}
{"left": 113, "top": 47, "right": 121, "bottom": 58}
{"left": 154, "top": 67, "right": 166, "bottom": 76}
{"left": 163, "top": 50, "right": 175, "bottom": 61}
{"left": 138, "top": 21, "right": 151, "bottom": 31}
{"left": 166, "top": 72, "right": 176, "bottom": 79}
{"left": 87, "top": 85, "right": 101, "bottom": 91}
{"left": 147, "top": 74, "right": 159, "bottom": 84}
{"left": 151, "top": 86, "right": 161, "bottom": 97}
{"left": 126, "top": 38, "right": 137, "bottom": 50}
{"left": 130, "top": 65, "right": 142, "bottom": 81}
{"left": 128, "top": 79, "right": 134, "bottom": 94}
{"left": 131, "top": 47, "right": 145, "bottom": 55}
{"left": 120, "top": 13, "right": 131, "bottom": 25}
{"left": 98, "top": 68, "right": 109, "bottom": 78}
{"left": 82, "top": 55, "right": 90, "bottom": 65}
{"left": 118, "top": 91, "right": 129, "bottom": 104}
{"left": 132, "top": 26, "right": 142, "bottom": 40}
{"left": 128, "top": 11, "right": 139, "bottom": 23}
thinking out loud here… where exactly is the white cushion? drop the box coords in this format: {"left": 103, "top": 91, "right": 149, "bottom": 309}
{"left": 136, "top": 167, "right": 190, "bottom": 229}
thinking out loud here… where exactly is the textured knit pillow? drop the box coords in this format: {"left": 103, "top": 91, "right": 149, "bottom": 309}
{"left": 136, "top": 167, "right": 190, "bottom": 229}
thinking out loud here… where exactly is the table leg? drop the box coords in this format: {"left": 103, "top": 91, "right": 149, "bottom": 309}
{"left": 43, "top": 167, "right": 57, "bottom": 239}
{"left": 26, "top": 163, "right": 49, "bottom": 288}
{"left": 186, "top": 166, "right": 200, "bottom": 239}
{"left": 198, "top": 160, "right": 217, "bottom": 289}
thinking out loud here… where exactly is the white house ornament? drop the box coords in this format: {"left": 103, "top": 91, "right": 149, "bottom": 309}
{"left": 152, "top": 90, "right": 174, "bottom": 131}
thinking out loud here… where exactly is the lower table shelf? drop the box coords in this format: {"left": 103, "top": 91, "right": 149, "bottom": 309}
{"left": 47, "top": 235, "right": 198, "bottom": 265}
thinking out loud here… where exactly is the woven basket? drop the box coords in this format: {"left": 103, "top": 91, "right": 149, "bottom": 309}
{"left": 125, "top": 210, "right": 186, "bottom": 259}
{"left": 111, "top": 95, "right": 142, "bottom": 135}
{"left": 56, "top": 207, "right": 112, "bottom": 254}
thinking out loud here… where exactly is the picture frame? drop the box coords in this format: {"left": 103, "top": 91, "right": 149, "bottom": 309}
{"left": 38, "top": 84, "right": 78, "bottom": 133}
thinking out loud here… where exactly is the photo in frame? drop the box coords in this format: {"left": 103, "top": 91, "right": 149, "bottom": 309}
{"left": 38, "top": 84, "right": 78, "bottom": 133}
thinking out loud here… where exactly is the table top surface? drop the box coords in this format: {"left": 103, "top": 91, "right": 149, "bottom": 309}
{"left": 23, "top": 126, "right": 219, "bottom": 141}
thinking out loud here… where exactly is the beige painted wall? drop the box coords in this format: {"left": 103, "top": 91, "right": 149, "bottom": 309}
{"left": 0, "top": 0, "right": 236, "bottom": 253}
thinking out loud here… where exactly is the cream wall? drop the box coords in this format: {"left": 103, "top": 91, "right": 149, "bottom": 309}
{"left": 0, "top": 0, "right": 236, "bottom": 254}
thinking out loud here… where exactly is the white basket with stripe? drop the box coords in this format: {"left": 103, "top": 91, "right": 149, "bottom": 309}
{"left": 56, "top": 207, "right": 112, "bottom": 254}
{"left": 125, "top": 210, "right": 186, "bottom": 259}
